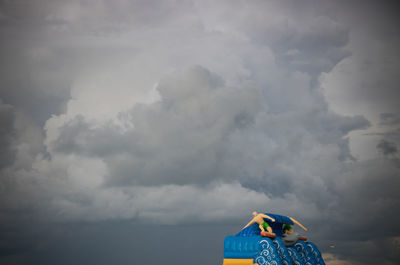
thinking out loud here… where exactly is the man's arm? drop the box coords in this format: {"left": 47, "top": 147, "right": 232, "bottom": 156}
{"left": 261, "top": 214, "right": 275, "bottom": 222}
{"left": 289, "top": 217, "right": 308, "bottom": 231}
{"left": 242, "top": 218, "right": 255, "bottom": 230}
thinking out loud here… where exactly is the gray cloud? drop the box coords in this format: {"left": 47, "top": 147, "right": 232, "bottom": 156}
{"left": 377, "top": 139, "right": 398, "bottom": 156}
{"left": 196, "top": 0, "right": 350, "bottom": 79}
{"left": 380, "top": 113, "right": 400, "bottom": 126}
{"left": 0, "top": 102, "right": 16, "bottom": 169}
{"left": 48, "top": 66, "right": 369, "bottom": 195}
{"left": 1, "top": 1, "right": 399, "bottom": 265}
{"left": 51, "top": 66, "right": 263, "bottom": 186}
{"left": 320, "top": 1, "right": 400, "bottom": 122}
{"left": 320, "top": 158, "right": 400, "bottom": 265}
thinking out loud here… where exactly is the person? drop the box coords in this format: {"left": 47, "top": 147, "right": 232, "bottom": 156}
{"left": 281, "top": 217, "right": 308, "bottom": 247}
{"left": 242, "top": 211, "right": 276, "bottom": 233}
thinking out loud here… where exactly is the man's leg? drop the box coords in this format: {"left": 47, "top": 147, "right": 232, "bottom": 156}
{"left": 262, "top": 222, "right": 273, "bottom": 233}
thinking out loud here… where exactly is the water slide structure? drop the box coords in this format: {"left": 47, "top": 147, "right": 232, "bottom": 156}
{"left": 223, "top": 213, "right": 326, "bottom": 265}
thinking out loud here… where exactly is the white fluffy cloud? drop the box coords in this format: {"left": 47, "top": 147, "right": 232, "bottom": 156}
{"left": 2, "top": 64, "right": 369, "bottom": 226}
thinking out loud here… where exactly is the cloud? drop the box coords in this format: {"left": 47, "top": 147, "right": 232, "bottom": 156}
{"left": 196, "top": 0, "right": 350, "bottom": 78}
{"left": 320, "top": 18, "right": 400, "bottom": 122}
{"left": 47, "top": 66, "right": 263, "bottom": 186}
{"left": 1, "top": 1, "right": 399, "bottom": 265}
{"left": 0, "top": 102, "right": 17, "bottom": 169}
{"left": 1, "top": 63, "right": 371, "bottom": 228}
{"left": 376, "top": 139, "right": 398, "bottom": 156}
{"left": 380, "top": 113, "right": 400, "bottom": 126}
{"left": 318, "top": 0, "right": 400, "bottom": 164}
{"left": 3, "top": 64, "right": 372, "bottom": 229}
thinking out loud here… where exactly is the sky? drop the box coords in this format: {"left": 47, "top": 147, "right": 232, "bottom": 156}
{"left": 0, "top": 0, "right": 400, "bottom": 265}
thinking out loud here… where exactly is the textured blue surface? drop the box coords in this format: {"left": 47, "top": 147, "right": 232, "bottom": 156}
{"left": 287, "top": 247, "right": 306, "bottom": 265}
{"left": 224, "top": 236, "right": 262, "bottom": 259}
{"left": 306, "top": 242, "right": 326, "bottom": 265}
{"left": 225, "top": 213, "right": 326, "bottom": 265}
{"left": 254, "top": 238, "right": 282, "bottom": 265}
{"left": 273, "top": 238, "right": 292, "bottom": 265}
{"left": 236, "top": 223, "right": 262, "bottom": 237}
{"left": 294, "top": 241, "right": 316, "bottom": 265}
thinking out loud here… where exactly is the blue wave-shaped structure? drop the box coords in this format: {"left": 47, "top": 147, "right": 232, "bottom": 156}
{"left": 223, "top": 213, "right": 326, "bottom": 265}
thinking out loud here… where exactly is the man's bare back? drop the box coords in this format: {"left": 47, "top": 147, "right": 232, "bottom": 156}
{"left": 252, "top": 214, "right": 268, "bottom": 225}
{"left": 242, "top": 211, "right": 275, "bottom": 233}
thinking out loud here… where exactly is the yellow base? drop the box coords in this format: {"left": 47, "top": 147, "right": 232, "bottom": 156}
{"left": 223, "top": 259, "right": 256, "bottom": 265}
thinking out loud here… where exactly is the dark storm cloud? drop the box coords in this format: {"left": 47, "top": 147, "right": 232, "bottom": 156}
{"left": 380, "top": 113, "right": 400, "bottom": 126}
{"left": 49, "top": 66, "right": 369, "bottom": 192}
{"left": 198, "top": 0, "right": 351, "bottom": 78}
{"left": 0, "top": 0, "right": 195, "bottom": 125}
{"left": 320, "top": 1, "right": 400, "bottom": 123}
{"left": 363, "top": 129, "right": 400, "bottom": 138}
{"left": 0, "top": 46, "right": 71, "bottom": 125}
{"left": 326, "top": 159, "right": 400, "bottom": 237}
{"left": 51, "top": 66, "right": 264, "bottom": 186}
{"left": 1, "top": 1, "right": 400, "bottom": 265}
{"left": 260, "top": 16, "right": 349, "bottom": 77}
{"left": 0, "top": 102, "right": 16, "bottom": 169}
{"left": 317, "top": 158, "right": 400, "bottom": 265}
{"left": 376, "top": 139, "right": 398, "bottom": 156}
{"left": 52, "top": 115, "right": 125, "bottom": 157}
{"left": 0, "top": 1, "right": 72, "bottom": 124}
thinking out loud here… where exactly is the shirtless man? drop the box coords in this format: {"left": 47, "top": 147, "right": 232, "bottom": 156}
{"left": 281, "top": 217, "right": 308, "bottom": 246}
{"left": 242, "top": 211, "right": 276, "bottom": 233}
